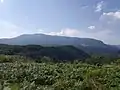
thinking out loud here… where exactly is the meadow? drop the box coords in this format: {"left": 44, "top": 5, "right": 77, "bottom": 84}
{"left": 0, "top": 57, "right": 120, "bottom": 90}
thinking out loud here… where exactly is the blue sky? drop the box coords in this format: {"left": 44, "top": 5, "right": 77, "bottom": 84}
{"left": 0, "top": 0, "right": 120, "bottom": 44}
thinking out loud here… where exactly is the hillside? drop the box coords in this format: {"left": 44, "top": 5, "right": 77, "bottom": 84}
{"left": 0, "top": 34, "right": 119, "bottom": 56}
{"left": 0, "top": 34, "right": 105, "bottom": 46}
{"left": 1, "top": 58, "right": 120, "bottom": 90}
{"left": 78, "top": 45, "right": 119, "bottom": 56}
{"left": 114, "top": 45, "right": 120, "bottom": 49}
{"left": 0, "top": 44, "right": 90, "bottom": 61}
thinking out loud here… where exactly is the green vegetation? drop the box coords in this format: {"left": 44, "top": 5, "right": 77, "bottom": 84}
{"left": 0, "top": 55, "right": 120, "bottom": 90}
{"left": 0, "top": 44, "right": 120, "bottom": 90}
{"left": 0, "top": 44, "right": 90, "bottom": 61}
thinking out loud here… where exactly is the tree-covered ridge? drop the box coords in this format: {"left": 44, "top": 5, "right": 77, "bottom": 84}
{"left": 0, "top": 44, "right": 90, "bottom": 61}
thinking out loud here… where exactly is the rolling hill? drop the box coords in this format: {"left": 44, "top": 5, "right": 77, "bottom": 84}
{"left": 0, "top": 44, "right": 90, "bottom": 61}
{"left": 0, "top": 34, "right": 119, "bottom": 56}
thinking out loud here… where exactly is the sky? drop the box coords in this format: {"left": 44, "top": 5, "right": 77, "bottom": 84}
{"left": 0, "top": 0, "right": 120, "bottom": 44}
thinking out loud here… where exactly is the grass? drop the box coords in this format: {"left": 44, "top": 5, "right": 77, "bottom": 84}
{"left": 0, "top": 61, "right": 120, "bottom": 90}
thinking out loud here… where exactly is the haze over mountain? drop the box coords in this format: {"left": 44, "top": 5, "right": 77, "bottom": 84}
{"left": 115, "top": 45, "right": 120, "bottom": 49}
{"left": 0, "top": 34, "right": 119, "bottom": 56}
{"left": 0, "top": 34, "right": 105, "bottom": 46}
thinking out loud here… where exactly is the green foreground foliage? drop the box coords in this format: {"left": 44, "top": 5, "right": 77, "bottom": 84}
{"left": 0, "top": 58, "right": 120, "bottom": 90}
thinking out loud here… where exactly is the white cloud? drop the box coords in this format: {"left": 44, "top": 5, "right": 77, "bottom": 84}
{"left": 88, "top": 26, "right": 95, "bottom": 30}
{"left": 103, "top": 11, "right": 120, "bottom": 19}
{"left": 98, "top": 10, "right": 120, "bottom": 44}
{"left": 100, "top": 11, "right": 120, "bottom": 27}
{"left": 95, "top": 1, "right": 104, "bottom": 12}
{"left": 44, "top": 28, "right": 112, "bottom": 43}
{"left": 46, "top": 28, "right": 80, "bottom": 37}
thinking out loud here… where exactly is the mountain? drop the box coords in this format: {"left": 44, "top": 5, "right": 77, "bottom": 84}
{"left": 78, "top": 45, "right": 119, "bottom": 56}
{"left": 114, "top": 45, "right": 120, "bottom": 49}
{"left": 0, "top": 34, "right": 105, "bottom": 46}
{"left": 0, "top": 44, "right": 90, "bottom": 61}
{"left": 0, "top": 34, "right": 119, "bottom": 56}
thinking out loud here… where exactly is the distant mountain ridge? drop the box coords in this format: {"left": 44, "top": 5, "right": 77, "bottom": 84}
{"left": 0, "top": 34, "right": 105, "bottom": 46}
{"left": 114, "top": 45, "right": 120, "bottom": 49}
{"left": 0, "top": 34, "right": 119, "bottom": 56}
